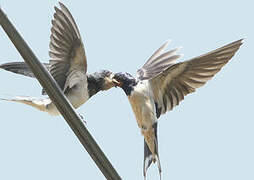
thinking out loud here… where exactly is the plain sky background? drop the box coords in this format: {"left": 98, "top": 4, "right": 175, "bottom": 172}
{"left": 0, "top": 1, "right": 253, "bottom": 180}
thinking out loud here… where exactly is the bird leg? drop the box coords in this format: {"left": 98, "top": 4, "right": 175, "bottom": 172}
{"left": 78, "top": 113, "right": 86, "bottom": 125}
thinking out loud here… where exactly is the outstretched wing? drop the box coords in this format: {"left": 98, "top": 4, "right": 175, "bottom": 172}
{"left": 49, "top": 2, "right": 87, "bottom": 92}
{"left": 137, "top": 40, "right": 182, "bottom": 81}
{"left": 149, "top": 39, "right": 243, "bottom": 117}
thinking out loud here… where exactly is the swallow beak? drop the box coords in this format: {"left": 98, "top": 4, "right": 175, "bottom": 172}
{"left": 109, "top": 73, "right": 121, "bottom": 87}
{"left": 102, "top": 73, "right": 121, "bottom": 90}
{"left": 112, "top": 78, "right": 120, "bottom": 87}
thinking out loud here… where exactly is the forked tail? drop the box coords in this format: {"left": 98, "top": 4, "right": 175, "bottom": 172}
{"left": 143, "top": 122, "right": 161, "bottom": 180}
{"left": 0, "top": 95, "right": 50, "bottom": 113}
{"left": 0, "top": 61, "right": 50, "bottom": 78}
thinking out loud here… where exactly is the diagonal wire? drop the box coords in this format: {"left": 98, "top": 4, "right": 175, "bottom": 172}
{"left": 0, "top": 7, "right": 121, "bottom": 180}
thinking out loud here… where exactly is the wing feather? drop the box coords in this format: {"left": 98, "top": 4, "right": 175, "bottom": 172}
{"left": 143, "top": 40, "right": 171, "bottom": 68}
{"left": 150, "top": 39, "right": 243, "bottom": 116}
{"left": 137, "top": 40, "right": 182, "bottom": 80}
{"left": 49, "top": 3, "right": 87, "bottom": 91}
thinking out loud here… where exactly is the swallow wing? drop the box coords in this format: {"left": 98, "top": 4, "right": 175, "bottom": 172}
{"left": 49, "top": 2, "right": 87, "bottom": 92}
{"left": 149, "top": 39, "right": 243, "bottom": 117}
{"left": 137, "top": 40, "right": 182, "bottom": 81}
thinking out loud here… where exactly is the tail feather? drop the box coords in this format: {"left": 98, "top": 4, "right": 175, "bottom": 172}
{"left": 144, "top": 140, "right": 153, "bottom": 178}
{"left": 0, "top": 95, "right": 50, "bottom": 113}
{"left": 0, "top": 61, "right": 50, "bottom": 78}
{"left": 143, "top": 122, "right": 161, "bottom": 180}
{"left": 0, "top": 62, "right": 50, "bottom": 95}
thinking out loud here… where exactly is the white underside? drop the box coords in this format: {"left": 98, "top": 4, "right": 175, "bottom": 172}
{"left": 46, "top": 77, "right": 89, "bottom": 116}
{"left": 128, "top": 80, "right": 157, "bottom": 130}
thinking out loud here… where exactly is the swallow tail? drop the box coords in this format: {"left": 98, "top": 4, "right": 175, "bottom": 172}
{"left": 0, "top": 61, "right": 50, "bottom": 78}
{"left": 0, "top": 62, "right": 50, "bottom": 95}
{"left": 0, "top": 95, "right": 50, "bottom": 113}
{"left": 143, "top": 122, "right": 161, "bottom": 180}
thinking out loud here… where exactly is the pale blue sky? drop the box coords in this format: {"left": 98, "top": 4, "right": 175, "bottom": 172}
{"left": 0, "top": 1, "right": 253, "bottom": 180}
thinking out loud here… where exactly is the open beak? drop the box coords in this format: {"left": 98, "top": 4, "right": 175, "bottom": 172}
{"left": 109, "top": 73, "right": 121, "bottom": 87}
{"left": 112, "top": 78, "right": 121, "bottom": 87}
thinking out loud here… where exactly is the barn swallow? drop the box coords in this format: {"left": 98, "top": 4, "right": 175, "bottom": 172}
{"left": 113, "top": 39, "right": 243, "bottom": 179}
{"left": 0, "top": 2, "right": 118, "bottom": 116}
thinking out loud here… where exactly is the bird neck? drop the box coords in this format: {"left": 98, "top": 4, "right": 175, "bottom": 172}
{"left": 121, "top": 79, "right": 137, "bottom": 96}
{"left": 87, "top": 73, "right": 104, "bottom": 98}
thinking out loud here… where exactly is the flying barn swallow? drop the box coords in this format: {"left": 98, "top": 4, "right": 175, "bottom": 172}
{"left": 113, "top": 39, "right": 243, "bottom": 179}
{"left": 0, "top": 2, "right": 118, "bottom": 116}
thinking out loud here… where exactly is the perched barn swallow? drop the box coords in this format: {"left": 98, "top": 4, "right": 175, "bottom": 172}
{"left": 0, "top": 2, "right": 118, "bottom": 116}
{"left": 113, "top": 39, "right": 243, "bottom": 179}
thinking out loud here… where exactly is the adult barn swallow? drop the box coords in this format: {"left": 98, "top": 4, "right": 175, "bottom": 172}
{"left": 0, "top": 3, "right": 118, "bottom": 116}
{"left": 113, "top": 39, "right": 243, "bottom": 179}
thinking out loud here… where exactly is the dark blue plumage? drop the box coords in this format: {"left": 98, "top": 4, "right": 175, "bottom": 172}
{"left": 113, "top": 72, "right": 137, "bottom": 96}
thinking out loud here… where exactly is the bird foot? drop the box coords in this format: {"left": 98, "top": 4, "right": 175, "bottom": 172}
{"left": 79, "top": 113, "right": 87, "bottom": 125}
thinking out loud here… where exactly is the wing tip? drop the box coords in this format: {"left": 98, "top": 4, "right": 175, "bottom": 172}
{"left": 58, "top": 1, "right": 69, "bottom": 13}
{"left": 239, "top": 38, "right": 244, "bottom": 46}
{"left": 58, "top": 1, "right": 64, "bottom": 7}
{"left": 239, "top": 38, "right": 245, "bottom": 43}
{"left": 230, "top": 38, "right": 244, "bottom": 47}
{"left": 236, "top": 38, "right": 244, "bottom": 44}
{"left": 54, "top": 5, "right": 60, "bottom": 12}
{"left": 54, "top": 2, "right": 66, "bottom": 17}
{"left": 163, "top": 39, "right": 172, "bottom": 46}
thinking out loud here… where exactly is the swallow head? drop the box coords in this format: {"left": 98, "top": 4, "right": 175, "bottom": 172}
{"left": 112, "top": 72, "right": 137, "bottom": 95}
